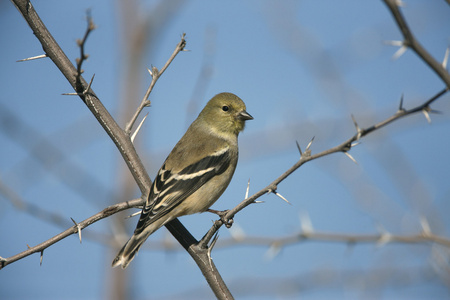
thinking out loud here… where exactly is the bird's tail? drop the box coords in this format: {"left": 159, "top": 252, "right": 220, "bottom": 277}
{"left": 112, "top": 233, "right": 148, "bottom": 269}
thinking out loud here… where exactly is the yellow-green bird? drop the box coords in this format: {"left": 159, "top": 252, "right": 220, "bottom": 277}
{"left": 112, "top": 92, "right": 253, "bottom": 268}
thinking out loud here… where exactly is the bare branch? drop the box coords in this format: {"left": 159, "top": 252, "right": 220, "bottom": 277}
{"left": 383, "top": 0, "right": 450, "bottom": 88}
{"left": 0, "top": 198, "right": 143, "bottom": 269}
{"left": 75, "top": 11, "right": 96, "bottom": 80}
{"left": 124, "top": 33, "right": 187, "bottom": 135}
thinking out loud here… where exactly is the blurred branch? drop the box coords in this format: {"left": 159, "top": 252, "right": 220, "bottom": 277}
{"left": 218, "top": 229, "right": 450, "bottom": 250}
{"left": 164, "top": 265, "right": 438, "bottom": 299}
{"left": 0, "top": 103, "right": 112, "bottom": 206}
{"left": 383, "top": 0, "right": 450, "bottom": 89}
{"left": 0, "top": 177, "right": 115, "bottom": 245}
{"left": 0, "top": 178, "right": 71, "bottom": 229}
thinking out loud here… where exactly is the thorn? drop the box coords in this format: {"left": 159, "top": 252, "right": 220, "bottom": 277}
{"left": 84, "top": 73, "right": 95, "bottom": 95}
{"left": 229, "top": 224, "right": 245, "bottom": 241}
{"left": 125, "top": 211, "right": 141, "bottom": 219}
{"left": 351, "top": 141, "right": 361, "bottom": 148}
{"left": 253, "top": 200, "right": 265, "bottom": 204}
{"left": 384, "top": 40, "right": 408, "bottom": 60}
{"left": 442, "top": 47, "right": 449, "bottom": 69}
{"left": 245, "top": 179, "right": 250, "bottom": 199}
{"left": 17, "top": 54, "right": 48, "bottom": 62}
{"left": 27, "top": 244, "right": 31, "bottom": 249}
{"left": 207, "top": 231, "right": 220, "bottom": 258}
{"left": 420, "top": 216, "right": 431, "bottom": 236}
{"left": 63, "top": 75, "right": 94, "bottom": 96}
{"left": 147, "top": 67, "right": 153, "bottom": 77}
{"left": 62, "top": 92, "right": 81, "bottom": 96}
{"left": 384, "top": 40, "right": 403, "bottom": 47}
{"left": 306, "top": 136, "right": 315, "bottom": 152}
{"left": 398, "top": 94, "right": 405, "bottom": 112}
{"left": 422, "top": 108, "right": 431, "bottom": 124}
{"left": 268, "top": 188, "right": 291, "bottom": 205}
{"left": 299, "top": 211, "right": 314, "bottom": 234}
{"left": 265, "top": 242, "right": 281, "bottom": 260}
{"left": 274, "top": 191, "right": 291, "bottom": 205}
{"left": 40, "top": 250, "right": 44, "bottom": 266}
{"left": 71, "top": 217, "right": 82, "bottom": 244}
{"left": 351, "top": 115, "right": 363, "bottom": 140}
{"left": 376, "top": 232, "right": 392, "bottom": 247}
{"left": 296, "top": 141, "right": 303, "bottom": 156}
{"left": 429, "top": 109, "right": 442, "bottom": 115}
{"left": 131, "top": 113, "right": 149, "bottom": 143}
{"left": 392, "top": 45, "right": 408, "bottom": 60}
{"left": 301, "top": 136, "right": 315, "bottom": 158}
{"left": 344, "top": 152, "right": 358, "bottom": 164}
{"left": 351, "top": 114, "right": 359, "bottom": 129}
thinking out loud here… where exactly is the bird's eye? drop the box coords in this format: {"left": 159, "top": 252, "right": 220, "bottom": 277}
{"left": 222, "top": 105, "right": 229, "bottom": 112}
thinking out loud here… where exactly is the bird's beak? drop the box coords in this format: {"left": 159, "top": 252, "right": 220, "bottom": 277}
{"left": 238, "top": 110, "right": 253, "bottom": 121}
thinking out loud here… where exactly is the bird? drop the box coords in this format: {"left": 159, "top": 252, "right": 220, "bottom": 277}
{"left": 112, "top": 92, "right": 253, "bottom": 268}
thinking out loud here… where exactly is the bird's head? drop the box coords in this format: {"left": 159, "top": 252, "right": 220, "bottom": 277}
{"left": 199, "top": 92, "right": 253, "bottom": 136}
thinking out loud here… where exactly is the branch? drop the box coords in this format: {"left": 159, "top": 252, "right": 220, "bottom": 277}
{"left": 383, "top": 0, "right": 450, "bottom": 89}
{"left": 0, "top": 198, "right": 142, "bottom": 269}
{"left": 201, "top": 88, "right": 449, "bottom": 246}
{"left": 124, "top": 33, "right": 187, "bottom": 135}
{"left": 217, "top": 230, "right": 450, "bottom": 252}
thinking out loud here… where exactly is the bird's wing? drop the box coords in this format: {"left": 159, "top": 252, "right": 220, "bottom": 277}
{"left": 133, "top": 146, "right": 231, "bottom": 235}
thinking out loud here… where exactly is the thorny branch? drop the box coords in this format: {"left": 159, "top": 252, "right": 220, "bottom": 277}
{"left": 200, "top": 87, "right": 449, "bottom": 247}
{"left": 124, "top": 34, "right": 187, "bottom": 135}
{"left": 1, "top": 199, "right": 142, "bottom": 269}
{"left": 383, "top": 0, "right": 450, "bottom": 89}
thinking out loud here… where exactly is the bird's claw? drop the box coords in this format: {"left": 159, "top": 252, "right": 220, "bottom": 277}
{"left": 207, "top": 209, "right": 234, "bottom": 228}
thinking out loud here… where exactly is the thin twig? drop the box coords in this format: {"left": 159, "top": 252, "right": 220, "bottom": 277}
{"left": 125, "top": 33, "right": 187, "bottom": 135}
{"left": 383, "top": 0, "right": 450, "bottom": 88}
{"left": 74, "top": 11, "right": 96, "bottom": 94}
{"left": 0, "top": 198, "right": 143, "bottom": 269}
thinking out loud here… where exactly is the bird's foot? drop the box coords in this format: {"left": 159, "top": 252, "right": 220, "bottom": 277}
{"left": 207, "top": 209, "right": 234, "bottom": 228}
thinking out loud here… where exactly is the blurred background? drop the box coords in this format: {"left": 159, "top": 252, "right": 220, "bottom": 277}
{"left": 1, "top": 0, "right": 450, "bottom": 299}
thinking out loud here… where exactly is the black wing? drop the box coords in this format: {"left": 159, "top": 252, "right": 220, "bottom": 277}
{"left": 134, "top": 147, "right": 231, "bottom": 235}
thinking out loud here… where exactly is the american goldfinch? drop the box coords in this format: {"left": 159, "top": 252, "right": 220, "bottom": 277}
{"left": 112, "top": 92, "right": 253, "bottom": 268}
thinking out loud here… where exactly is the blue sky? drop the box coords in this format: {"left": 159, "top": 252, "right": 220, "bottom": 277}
{"left": 1, "top": 1, "right": 450, "bottom": 299}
